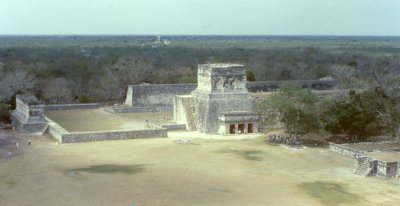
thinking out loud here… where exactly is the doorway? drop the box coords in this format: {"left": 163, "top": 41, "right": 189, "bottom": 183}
{"left": 229, "top": 124, "right": 236, "bottom": 134}
{"left": 248, "top": 123, "right": 253, "bottom": 133}
{"left": 238, "top": 124, "right": 245, "bottom": 134}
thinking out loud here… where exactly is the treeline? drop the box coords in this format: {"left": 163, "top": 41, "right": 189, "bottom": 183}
{"left": 259, "top": 82, "right": 400, "bottom": 142}
{"left": 0, "top": 38, "right": 399, "bottom": 122}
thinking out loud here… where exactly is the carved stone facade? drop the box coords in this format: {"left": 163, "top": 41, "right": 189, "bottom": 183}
{"left": 174, "top": 63, "right": 260, "bottom": 135}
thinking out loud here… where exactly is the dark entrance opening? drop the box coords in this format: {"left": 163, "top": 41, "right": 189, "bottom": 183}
{"left": 229, "top": 124, "right": 236, "bottom": 134}
{"left": 248, "top": 123, "right": 253, "bottom": 133}
{"left": 238, "top": 124, "right": 245, "bottom": 134}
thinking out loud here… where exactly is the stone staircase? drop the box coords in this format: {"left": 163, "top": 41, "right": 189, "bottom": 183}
{"left": 182, "top": 98, "right": 197, "bottom": 131}
{"left": 354, "top": 160, "right": 372, "bottom": 177}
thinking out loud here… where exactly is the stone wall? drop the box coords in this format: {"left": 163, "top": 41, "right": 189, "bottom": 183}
{"left": 11, "top": 112, "right": 47, "bottom": 133}
{"left": 124, "top": 84, "right": 197, "bottom": 107}
{"left": 377, "top": 161, "right": 398, "bottom": 178}
{"left": 328, "top": 142, "right": 365, "bottom": 158}
{"left": 58, "top": 129, "right": 167, "bottom": 143}
{"left": 44, "top": 103, "right": 100, "bottom": 111}
{"left": 193, "top": 64, "right": 258, "bottom": 134}
{"left": 147, "top": 120, "right": 186, "bottom": 131}
{"left": 105, "top": 106, "right": 172, "bottom": 113}
{"left": 45, "top": 116, "right": 168, "bottom": 143}
{"left": 173, "top": 95, "right": 196, "bottom": 130}
{"left": 247, "top": 80, "right": 339, "bottom": 92}
{"left": 124, "top": 80, "right": 338, "bottom": 108}
{"left": 11, "top": 95, "right": 47, "bottom": 133}
{"left": 46, "top": 117, "right": 69, "bottom": 142}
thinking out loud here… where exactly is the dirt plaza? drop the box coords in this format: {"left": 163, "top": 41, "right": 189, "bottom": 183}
{"left": 0, "top": 130, "right": 399, "bottom": 206}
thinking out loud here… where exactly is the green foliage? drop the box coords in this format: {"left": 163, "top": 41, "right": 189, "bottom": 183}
{"left": 259, "top": 82, "right": 320, "bottom": 137}
{"left": 246, "top": 70, "right": 256, "bottom": 82}
{"left": 1, "top": 36, "right": 399, "bottom": 104}
{"left": 321, "top": 88, "right": 400, "bottom": 140}
{"left": 0, "top": 103, "right": 11, "bottom": 122}
{"left": 77, "top": 95, "right": 91, "bottom": 103}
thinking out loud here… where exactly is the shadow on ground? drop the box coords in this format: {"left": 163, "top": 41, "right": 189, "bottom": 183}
{"left": 215, "top": 149, "right": 265, "bottom": 161}
{"left": 64, "top": 164, "right": 150, "bottom": 175}
{"left": 298, "top": 181, "right": 363, "bottom": 206}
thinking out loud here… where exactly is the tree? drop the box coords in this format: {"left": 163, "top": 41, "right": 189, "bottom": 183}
{"left": 259, "top": 82, "right": 320, "bottom": 141}
{"left": 321, "top": 88, "right": 399, "bottom": 141}
{"left": 330, "top": 65, "right": 357, "bottom": 89}
{"left": 246, "top": 70, "right": 256, "bottom": 82}
{"left": 88, "top": 73, "right": 121, "bottom": 103}
{"left": 0, "top": 69, "right": 37, "bottom": 101}
{"left": 0, "top": 103, "right": 11, "bottom": 123}
{"left": 42, "top": 77, "right": 73, "bottom": 103}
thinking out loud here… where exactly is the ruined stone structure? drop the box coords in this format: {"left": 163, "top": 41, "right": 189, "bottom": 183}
{"left": 124, "top": 80, "right": 338, "bottom": 111}
{"left": 174, "top": 64, "right": 259, "bottom": 135}
{"left": 329, "top": 142, "right": 400, "bottom": 178}
{"left": 124, "top": 83, "right": 196, "bottom": 107}
{"left": 11, "top": 95, "right": 47, "bottom": 133}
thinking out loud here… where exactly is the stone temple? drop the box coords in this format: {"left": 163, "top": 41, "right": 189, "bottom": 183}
{"left": 174, "top": 63, "right": 260, "bottom": 135}
{"left": 10, "top": 62, "right": 338, "bottom": 143}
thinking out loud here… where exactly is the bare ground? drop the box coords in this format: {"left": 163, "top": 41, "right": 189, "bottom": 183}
{"left": 45, "top": 109, "right": 172, "bottom": 132}
{"left": 0, "top": 130, "right": 399, "bottom": 206}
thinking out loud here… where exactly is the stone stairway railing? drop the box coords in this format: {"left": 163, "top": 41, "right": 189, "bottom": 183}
{"left": 354, "top": 159, "right": 372, "bottom": 177}
{"left": 182, "top": 98, "right": 196, "bottom": 131}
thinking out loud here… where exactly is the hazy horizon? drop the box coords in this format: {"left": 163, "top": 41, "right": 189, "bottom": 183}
{"left": 1, "top": 0, "right": 400, "bottom": 36}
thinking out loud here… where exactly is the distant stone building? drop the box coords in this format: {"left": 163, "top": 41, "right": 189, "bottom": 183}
{"left": 11, "top": 95, "right": 47, "bottom": 133}
{"left": 174, "top": 64, "right": 260, "bottom": 135}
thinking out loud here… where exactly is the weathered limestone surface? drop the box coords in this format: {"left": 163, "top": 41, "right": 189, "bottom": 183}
{"left": 147, "top": 120, "right": 186, "bottom": 131}
{"left": 173, "top": 95, "right": 196, "bottom": 130}
{"left": 192, "top": 64, "right": 258, "bottom": 134}
{"left": 328, "top": 142, "right": 365, "bottom": 158}
{"left": 44, "top": 103, "right": 100, "bottom": 111}
{"left": 11, "top": 95, "right": 47, "bottom": 133}
{"left": 376, "top": 161, "right": 398, "bottom": 178}
{"left": 61, "top": 129, "right": 167, "bottom": 143}
{"left": 331, "top": 142, "right": 400, "bottom": 178}
{"left": 218, "top": 112, "right": 259, "bottom": 135}
{"left": 124, "top": 80, "right": 338, "bottom": 109}
{"left": 105, "top": 105, "right": 172, "bottom": 113}
{"left": 124, "top": 84, "right": 196, "bottom": 107}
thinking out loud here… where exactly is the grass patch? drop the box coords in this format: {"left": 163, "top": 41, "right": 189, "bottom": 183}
{"left": 216, "top": 149, "right": 264, "bottom": 161}
{"left": 298, "top": 181, "right": 362, "bottom": 206}
{"left": 64, "top": 164, "right": 148, "bottom": 175}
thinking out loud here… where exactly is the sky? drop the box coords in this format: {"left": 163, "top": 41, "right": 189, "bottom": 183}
{"left": 1, "top": 0, "right": 399, "bottom": 36}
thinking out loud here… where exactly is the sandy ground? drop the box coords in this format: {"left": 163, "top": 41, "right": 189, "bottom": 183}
{"left": 45, "top": 109, "right": 172, "bottom": 132}
{"left": 1, "top": 130, "right": 400, "bottom": 206}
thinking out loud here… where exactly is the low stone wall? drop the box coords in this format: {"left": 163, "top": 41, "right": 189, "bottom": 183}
{"left": 60, "top": 129, "right": 167, "bottom": 143}
{"left": 45, "top": 115, "right": 168, "bottom": 143}
{"left": 45, "top": 116, "right": 70, "bottom": 142}
{"left": 124, "top": 80, "right": 339, "bottom": 108}
{"left": 44, "top": 103, "right": 100, "bottom": 111}
{"left": 104, "top": 106, "right": 172, "bottom": 113}
{"left": 377, "top": 161, "right": 398, "bottom": 178}
{"left": 10, "top": 111, "right": 47, "bottom": 133}
{"left": 147, "top": 121, "right": 186, "bottom": 131}
{"left": 125, "top": 84, "right": 197, "bottom": 107}
{"left": 247, "top": 80, "right": 339, "bottom": 92}
{"left": 329, "top": 142, "right": 364, "bottom": 158}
